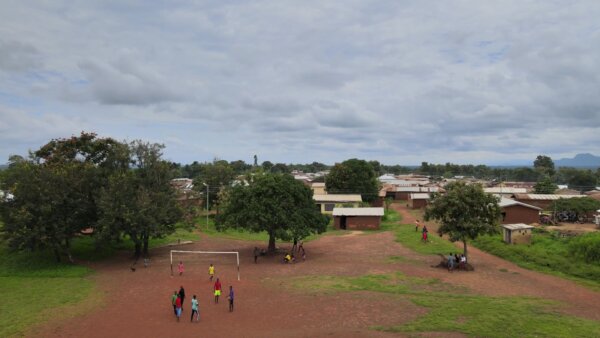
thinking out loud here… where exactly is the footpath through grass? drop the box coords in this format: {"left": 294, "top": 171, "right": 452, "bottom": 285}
{"left": 291, "top": 272, "right": 600, "bottom": 338}
{"left": 381, "top": 209, "right": 459, "bottom": 255}
{"left": 473, "top": 229, "right": 600, "bottom": 290}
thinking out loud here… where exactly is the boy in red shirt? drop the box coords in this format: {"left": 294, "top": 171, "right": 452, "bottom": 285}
{"left": 175, "top": 295, "right": 182, "bottom": 322}
{"left": 214, "top": 278, "right": 222, "bottom": 304}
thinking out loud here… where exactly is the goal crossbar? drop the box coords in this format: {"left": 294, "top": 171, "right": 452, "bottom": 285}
{"left": 170, "top": 250, "right": 240, "bottom": 281}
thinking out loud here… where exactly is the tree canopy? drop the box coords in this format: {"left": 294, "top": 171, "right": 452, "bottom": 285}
{"left": 192, "top": 159, "right": 236, "bottom": 209}
{"left": 216, "top": 173, "right": 328, "bottom": 252}
{"left": 533, "top": 155, "right": 555, "bottom": 176}
{"left": 424, "top": 182, "right": 501, "bottom": 259}
{"left": 549, "top": 197, "right": 600, "bottom": 220}
{"left": 326, "top": 159, "right": 379, "bottom": 202}
{"left": 534, "top": 176, "right": 558, "bottom": 194}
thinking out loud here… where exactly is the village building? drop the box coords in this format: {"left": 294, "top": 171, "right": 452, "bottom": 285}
{"left": 313, "top": 194, "right": 362, "bottom": 214}
{"left": 498, "top": 197, "right": 541, "bottom": 224}
{"left": 501, "top": 223, "right": 535, "bottom": 244}
{"left": 483, "top": 187, "right": 527, "bottom": 195}
{"left": 408, "top": 193, "right": 430, "bottom": 209}
{"left": 332, "top": 207, "right": 384, "bottom": 230}
{"left": 389, "top": 186, "right": 440, "bottom": 200}
{"left": 513, "top": 194, "right": 586, "bottom": 210}
{"left": 310, "top": 182, "right": 326, "bottom": 195}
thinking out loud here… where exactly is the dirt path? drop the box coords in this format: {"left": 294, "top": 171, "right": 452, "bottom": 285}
{"left": 390, "top": 203, "right": 600, "bottom": 321}
{"left": 33, "top": 205, "right": 600, "bottom": 337}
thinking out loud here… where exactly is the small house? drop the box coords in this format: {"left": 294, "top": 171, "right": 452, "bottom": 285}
{"left": 313, "top": 194, "right": 362, "bottom": 214}
{"left": 498, "top": 197, "right": 541, "bottom": 224}
{"left": 501, "top": 223, "right": 534, "bottom": 244}
{"left": 408, "top": 193, "right": 430, "bottom": 209}
{"left": 393, "top": 186, "right": 439, "bottom": 200}
{"left": 513, "top": 194, "right": 586, "bottom": 210}
{"left": 310, "top": 182, "right": 326, "bottom": 195}
{"left": 332, "top": 207, "right": 384, "bottom": 230}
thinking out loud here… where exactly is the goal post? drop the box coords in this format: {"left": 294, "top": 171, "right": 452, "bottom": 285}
{"left": 170, "top": 250, "right": 240, "bottom": 281}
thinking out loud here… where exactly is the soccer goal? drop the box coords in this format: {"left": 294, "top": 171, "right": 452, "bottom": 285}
{"left": 170, "top": 250, "right": 240, "bottom": 281}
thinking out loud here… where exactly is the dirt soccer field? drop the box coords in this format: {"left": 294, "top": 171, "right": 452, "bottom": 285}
{"left": 32, "top": 205, "right": 600, "bottom": 337}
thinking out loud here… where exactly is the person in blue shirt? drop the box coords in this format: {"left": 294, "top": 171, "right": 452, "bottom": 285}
{"left": 228, "top": 286, "right": 234, "bottom": 312}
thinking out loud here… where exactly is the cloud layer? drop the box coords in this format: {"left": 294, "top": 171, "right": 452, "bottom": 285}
{"left": 1, "top": 1, "right": 599, "bottom": 165}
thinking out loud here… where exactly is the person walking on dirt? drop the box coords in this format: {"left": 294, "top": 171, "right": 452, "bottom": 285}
{"left": 175, "top": 295, "right": 182, "bottom": 322}
{"left": 171, "top": 291, "right": 178, "bottom": 316}
{"left": 178, "top": 261, "right": 185, "bottom": 276}
{"left": 209, "top": 263, "right": 215, "bottom": 281}
{"left": 228, "top": 286, "right": 234, "bottom": 312}
{"left": 214, "top": 278, "right": 222, "bottom": 304}
{"left": 191, "top": 295, "right": 199, "bottom": 322}
{"left": 292, "top": 238, "right": 298, "bottom": 253}
{"left": 179, "top": 286, "right": 186, "bottom": 310}
{"left": 254, "top": 247, "right": 259, "bottom": 264}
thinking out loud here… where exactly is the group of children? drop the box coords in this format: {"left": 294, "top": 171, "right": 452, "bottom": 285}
{"left": 447, "top": 253, "right": 467, "bottom": 272}
{"left": 415, "top": 219, "right": 429, "bottom": 242}
{"left": 171, "top": 262, "right": 235, "bottom": 322}
{"left": 284, "top": 240, "right": 305, "bottom": 263}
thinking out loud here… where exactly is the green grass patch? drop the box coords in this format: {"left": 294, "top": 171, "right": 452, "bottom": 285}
{"left": 472, "top": 230, "right": 600, "bottom": 289}
{"left": 0, "top": 245, "right": 97, "bottom": 337}
{"left": 381, "top": 210, "right": 459, "bottom": 255}
{"left": 292, "top": 273, "right": 600, "bottom": 338}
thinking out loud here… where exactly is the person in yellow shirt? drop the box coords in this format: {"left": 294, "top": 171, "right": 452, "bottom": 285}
{"left": 284, "top": 253, "right": 291, "bottom": 263}
{"left": 208, "top": 263, "right": 215, "bottom": 281}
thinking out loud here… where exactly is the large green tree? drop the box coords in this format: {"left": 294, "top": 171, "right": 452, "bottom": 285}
{"left": 216, "top": 173, "right": 328, "bottom": 252}
{"left": 97, "top": 141, "right": 182, "bottom": 258}
{"left": 549, "top": 197, "right": 600, "bottom": 221}
{"left": 424, "top": 182, "right": 501, "bottom": 259}
{"left": 568, "top": 170, "right": 597, "bottom": 192}
{"left": 534, "top": 155, "right": 555, "bottom": 176}
{"left": 0, "top": 133, "right": 128, "bottom": 262}
{"left": 326, "top": 159, "right": 379, "bottom": 202}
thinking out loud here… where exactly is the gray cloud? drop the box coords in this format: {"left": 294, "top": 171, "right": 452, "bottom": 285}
{"left": 1, "top": 1, "right": 600, "bottom": 165}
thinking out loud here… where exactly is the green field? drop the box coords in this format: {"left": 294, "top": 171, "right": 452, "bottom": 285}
{"left": 292, "top": 273, "right": 600, "bottom": 338}
{"left": 0, "top": 245, "right": 97, "bottom": 337}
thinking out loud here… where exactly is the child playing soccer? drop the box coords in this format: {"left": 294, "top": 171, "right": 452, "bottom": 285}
{"left": 191, "top": 295, "right": 199, "bottom": 322}
{"left": 228, "top": 286, "right": 234, "bottom": 312}
{"left": 175, "top": 295, "right": 182, "bottom": 322}
{"left": 178, "top": 261, "right": 184, "bottom": 276}
{"left": 214, "top": 278, "right": 222, "bottom": 304}
{"left": 208, "top": 263, "right": 215, "bottom": 281}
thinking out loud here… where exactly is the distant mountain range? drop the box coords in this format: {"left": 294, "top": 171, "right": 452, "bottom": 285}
{"left": 555, "top": 153, "right": 600, "bottom": 168}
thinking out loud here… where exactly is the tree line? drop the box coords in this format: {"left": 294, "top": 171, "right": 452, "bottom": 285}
{"left": 0, "top": 133, "right": 182, "bottom": 262}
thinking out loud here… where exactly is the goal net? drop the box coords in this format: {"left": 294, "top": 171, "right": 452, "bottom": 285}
{"left": 170, "top": 250, "right": 240, "bottom": 281}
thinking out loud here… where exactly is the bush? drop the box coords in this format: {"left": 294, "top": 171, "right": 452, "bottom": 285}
{"left": 569, "top": 232, "right": 600, "bottom": 264}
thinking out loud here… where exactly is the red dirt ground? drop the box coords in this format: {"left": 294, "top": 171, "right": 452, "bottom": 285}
{"left": 33, "top": 204, "right": 600, "bottom": 337}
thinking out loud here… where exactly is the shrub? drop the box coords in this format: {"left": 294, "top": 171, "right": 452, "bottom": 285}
{"left": 569, "top": 232, "right": 600, "bottom": 264}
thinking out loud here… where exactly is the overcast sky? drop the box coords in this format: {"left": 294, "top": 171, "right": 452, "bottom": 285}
{"left": 1, "top": 1, "right": 599, "bottom": 165}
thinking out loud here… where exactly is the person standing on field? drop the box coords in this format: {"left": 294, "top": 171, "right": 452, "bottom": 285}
{"left": 415, "top": 219, "right": 421, "bottom": 232}
{"left": 179, "top": 286, "right": 186, "bottom": 310}
{"left": 178, "top": 261, "right": 184, "bottom": 276}
{"left": 175, "top": 295, "right": 182, "bottom": 322}
{"left": 171, "top": 291, "right": 178, "bottom": 316}
{"left": 228, "top": 286, "right": 234, "bottom": 312}
{"left": 214, "top": 278, "right": 222, "bottom": 304}
{"left": 209, "top": 263, "right": 215, "bottom": 281}
{"left": 190, "top": 295, "right": 199, "bottom": 322}
{"left": 254, "top": 247, "right": 259, "bottom": 264}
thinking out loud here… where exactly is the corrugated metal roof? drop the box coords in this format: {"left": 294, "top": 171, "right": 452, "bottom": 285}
{"left": 313, "top": 194, "right": 362, "bottom": 202}
{"left": 332, "top": 207, "right": 384, "bottom": 216}
{"left": 311, "top": 182, "right": 325, "bottom": 187}
{"left": 501, "top": 223, "right": 534, "bottom": 230}
{"left": 410, "top": 193, "right": 431, "bottom": 200}
{"left": 498, "top": 197, "right": 541, "bottom": 210}
{"left": 514, "top": 194, "right": 585, "bottom": 200}
{"left": 395, "top": 186, "right": 439, "bottom": 192}
{"left": 484, "top": 187, "right": 527, "bottom": 194}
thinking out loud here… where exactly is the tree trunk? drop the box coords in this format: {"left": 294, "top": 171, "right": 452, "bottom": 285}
{"left": 134, "top": 242, "right": 142, "bottom": 259}
{"left": 268, "top": 231, "right": 276, "bottom": 253}
{"left": 463, "top": 239, "right": 468, "bottom": 260}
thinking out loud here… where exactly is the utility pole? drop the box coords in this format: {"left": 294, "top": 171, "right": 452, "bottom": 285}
{"left": 202, "top": 183, "right": 209, "bottom": 228}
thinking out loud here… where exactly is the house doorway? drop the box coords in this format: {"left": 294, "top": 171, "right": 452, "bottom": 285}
{"left": 340, "top": 216, "right": 347, "bottom": 230}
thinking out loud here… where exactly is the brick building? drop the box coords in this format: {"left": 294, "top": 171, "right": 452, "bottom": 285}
{"left": 332, "top": 207, "right": 384, "bottom": 230}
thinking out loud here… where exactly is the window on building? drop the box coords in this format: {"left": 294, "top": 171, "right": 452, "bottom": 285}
{"left": 324, "top": 203, "right": 335, "bottom": 211}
